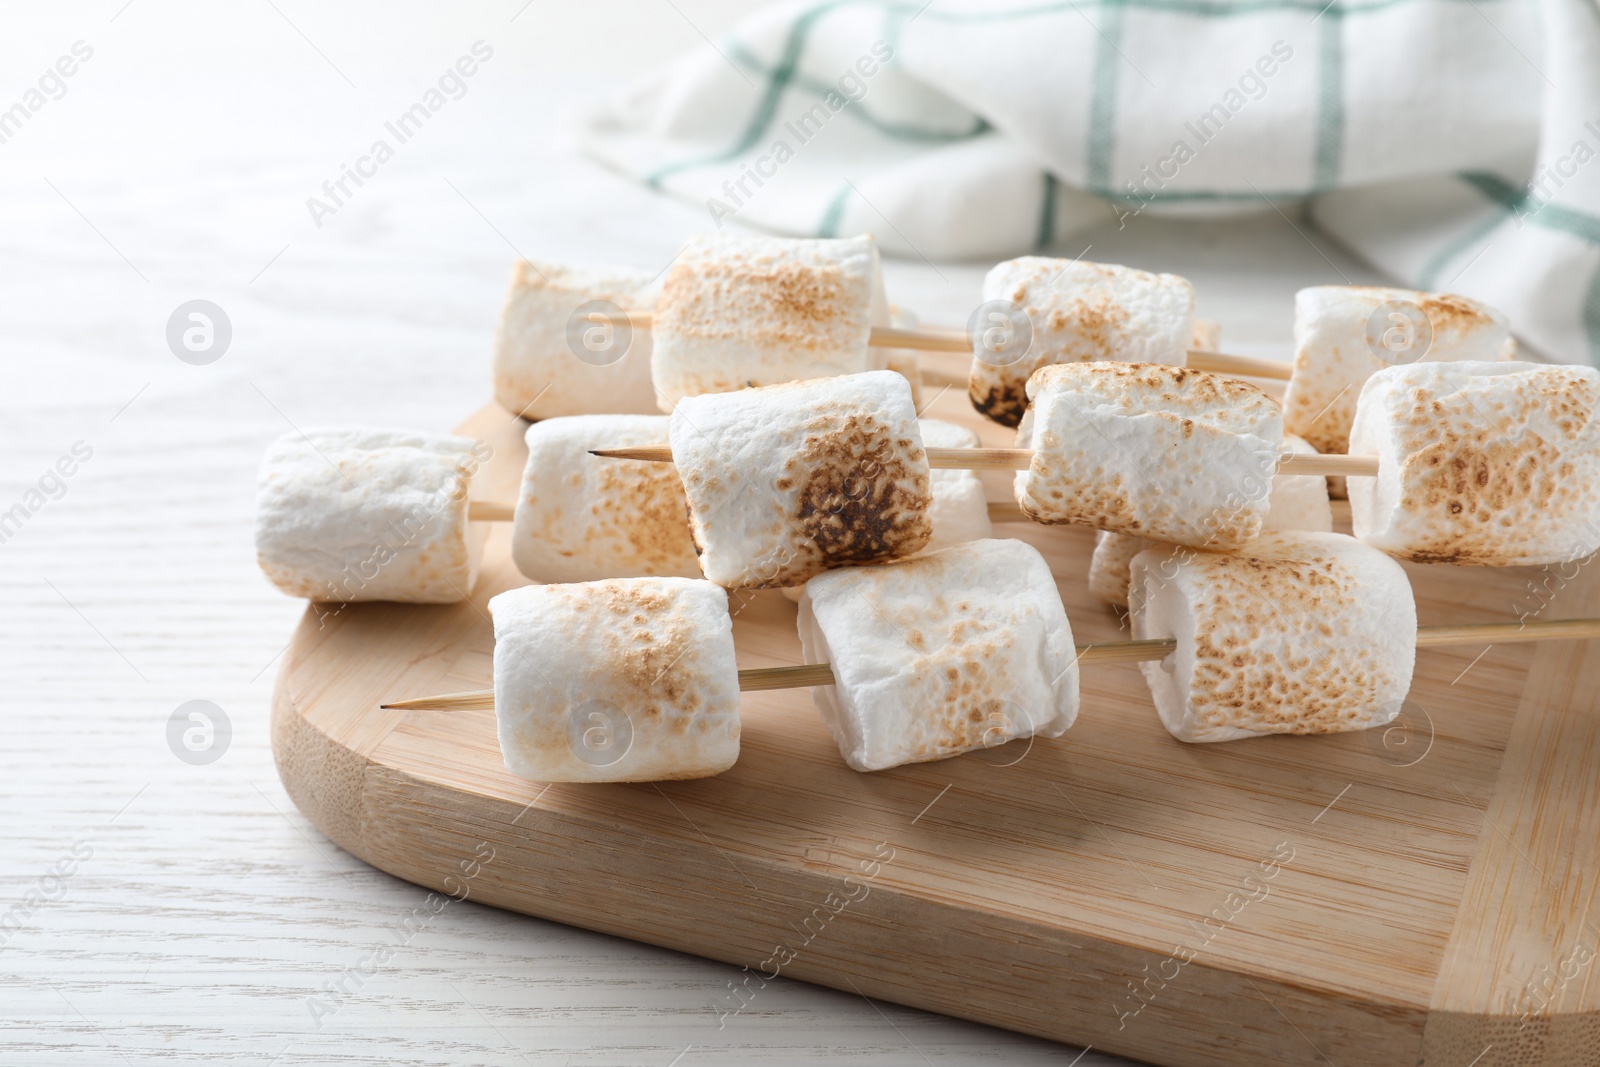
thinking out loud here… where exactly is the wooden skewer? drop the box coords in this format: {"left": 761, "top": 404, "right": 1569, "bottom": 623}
{"left": 589, "top": 445, "right": 1382, "bottom": 478}
{"left": 379, "top": 618, "right": 1600, "bottom": 711}
{"left": 467, "top": 500, "right": 517, "bottom": 523}
{"left": 1411, "top": 618, "right": 1600, "bottom": 647}
{"left": 1185, "top": 350, "right": 1293, "bottom": 380}
{"left": 620, "top": 311, "right": 1293, "bottom": 381}
{"left": 868, "top": 324, "right": 970, "bottom": 353}
{"left": 735, "top": 662, "right": 842, "bottom": 691}
{"left": 468, "top": 498, "right": 1032, "bottom": 525}
{"left": 385, "top": 689, "right": 499, "bottom": 712}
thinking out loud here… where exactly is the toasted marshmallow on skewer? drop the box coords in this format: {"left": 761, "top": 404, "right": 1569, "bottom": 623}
{"left": 490, "top": 577, "right": 740, "bottom": 782}
{"left": 1130, "top": 532, "right": 1416, "bottom": 743}
{"left": 1086, "top": 433, "right": 1333, "bottom": 608}
{"left": 1350, "top": 361, "right": 1600, "bottom": 565}
{"left": 968, "top": 258, "right": 1196, "bottom": 427}
{"left": 504, "top": 410, "right": 978, "bottom": 596}
{"left": 1191, "top": 318, "right": 1223, "bottom": 352}
{"left": 1016, "top": 362, "right": 1283, "bottom": 550}
{"left": 797, "top": 539, "right": 1079, "bottom": 771}
{"left": 671, "top": 370, "right": 932, "bottom": 588}
{"left": 254, "top": 428, "right": 487, "bottom": 604}
{"left": 492, "top": 260, "right": 660, "bottom": 420}
{"left": 1282, "top": 286, "right": 1511, "bottom": 456}
{"left": 780, "top": 417, "right": 990, "bottom": 603}
{"left": 395, "top": 583, "right": 1600, "bottom": 769}
{"left": 651, "top": 233, "right": 888, "bottom": 411}
{"left": 512, "top": 415, "right": 700, "bottom": 583}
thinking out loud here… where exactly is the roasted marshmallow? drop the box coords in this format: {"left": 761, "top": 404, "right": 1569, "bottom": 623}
{"left": 671, "top": 371, "right": 932, "bottom": 588}
{"left": 968, "top": 258, "right": 1195, "bottom": 427}
{"left": 1087, "top": 435, "right": 1333, "bottom": 609}
{"left": 490, "top": 577, "right": 740, "bottom": 782}
{"left": 255, "top": 427, "right": 486, "bottom": 603}
{"left": 1282, "top": 286, "right": 1510, "bottom": 455}
{"left": 779, "top": 417, "right": 991, "bottom": 603}
{"left": 797, "top": 539, "right": 1079, "bottom": 771}
{"left": 1349, "top": 361, "right": 1600, "bottom": 565}
{"left": 1015, "top": 363, "right": 1283, "bottom": 549}
{"left": 512, "top": 415, "right": 700, "bottom": 583}
{"left": 1130, "top": 532, "right": 1416, "bottom": 742}
{"left": 491, "top": 260, "right": 659, "bottom": 420}
{"left": 651, "top": 233, "right": 888, "bottom": 410}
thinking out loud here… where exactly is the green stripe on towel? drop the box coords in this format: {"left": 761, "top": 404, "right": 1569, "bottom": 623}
{"left": 1313, "top": 8, "right": 1344, "bottom": 190}
{"left": 1085, "top": 0, "right": 1127, "bottom": 192}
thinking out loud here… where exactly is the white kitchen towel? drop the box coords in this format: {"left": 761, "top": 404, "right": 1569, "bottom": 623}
{"left": 579, "top": 0, "right": 1600, "bottom": 365}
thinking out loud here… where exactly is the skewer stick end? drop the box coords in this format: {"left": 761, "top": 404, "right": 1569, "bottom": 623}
{"left": 589, "top": 446, "right": 673, "bottom": 462}
{"left": 381, "top": 690, "right": 497, "bottom": 712}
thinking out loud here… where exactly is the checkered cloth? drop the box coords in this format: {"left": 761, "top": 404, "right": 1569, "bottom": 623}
{"left": 579, "top": 0, "right": 1600, "bottom": 365}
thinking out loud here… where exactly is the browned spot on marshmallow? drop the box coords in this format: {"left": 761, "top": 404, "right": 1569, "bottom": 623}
{"left": 968, "top": 378, "right": 1028, "bottom": 428}
{"left": 1420, "top": 293, "right": 1496, "bottom": 336}
{"left": 1066, "top": 293, "right": 1131, "bottom": 356}
{"left": 967, "top": 264, "right": 1177, "bottom": 428}
{"left": 1018, "top": 362, "right": 1279, "bottom": 547}
{"left": 868, "top": 553, "right": 1026, "bottom": 757}
{"left": 593, "top": 459, "right": 700, "bottom": 573}
{"left": 788, "top": 407, "right": 932, "bottom": 574}
{"left": 1375, "top": 367, "right": 1598, "bottom": 564}
{"left": 658, "top": 258, "right": 848, "bottom": 351}
{"left": 1186, "top": 550, "right": 1387, "bottom": 734}
{"left": 1019, "top": 463, "right": 1136, "bottom": 528}
{"left": 1036, "top": 360, "right": 1269, "bottom": 410}
{"left": 549, "top": 582, "right": 709, "bottom": 722}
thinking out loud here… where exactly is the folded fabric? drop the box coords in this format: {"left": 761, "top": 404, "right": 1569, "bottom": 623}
{"left": 579, "top": 0, "right": 1600, "bottom": 367}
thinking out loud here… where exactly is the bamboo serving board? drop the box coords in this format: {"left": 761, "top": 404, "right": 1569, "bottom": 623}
{"left": 272, "top": 377, "right": 1600, "bottom": 1067}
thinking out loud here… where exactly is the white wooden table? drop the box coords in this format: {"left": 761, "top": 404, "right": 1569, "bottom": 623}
{"left": 0, "top": 3, "right": 1388, "bottom": 1063}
